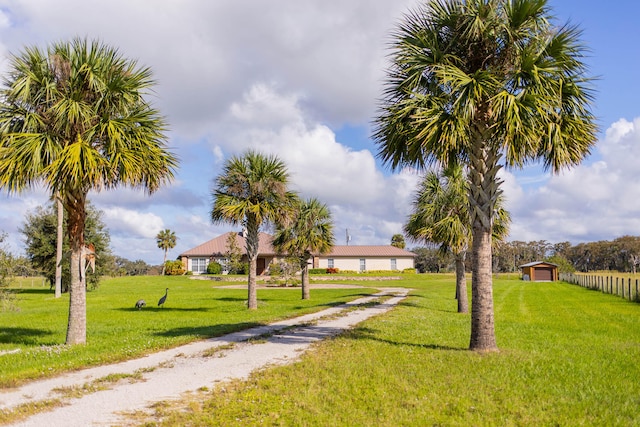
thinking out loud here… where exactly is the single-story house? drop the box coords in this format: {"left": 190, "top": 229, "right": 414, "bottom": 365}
{"left": 519, "top": 261, "right": 558, "bottom": 282}
{"left": 312, "top": 245, "right": 416, "bottom": 272}
{"left": 179, "top": 232, "right": 276, "bottom": 275}
{"left": 179, "top": 231, "right": 416, "bottom": 274}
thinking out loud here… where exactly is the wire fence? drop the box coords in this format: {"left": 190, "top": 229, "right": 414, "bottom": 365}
{"left": 560, "top": 273, "right": 640, "bottom": 302}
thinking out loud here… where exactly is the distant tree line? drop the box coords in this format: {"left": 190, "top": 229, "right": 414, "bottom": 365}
{"left": 412, "top": 236, "right": 640, "bottom": 274}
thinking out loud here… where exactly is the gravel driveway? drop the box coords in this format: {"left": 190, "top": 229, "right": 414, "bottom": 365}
{"left": 2, "top": 287, "right": 408, "bottom": 427}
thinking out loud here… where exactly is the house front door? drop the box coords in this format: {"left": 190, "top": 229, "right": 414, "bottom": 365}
{"left": 257, "top": 258, "right": 266, "bottom": 275}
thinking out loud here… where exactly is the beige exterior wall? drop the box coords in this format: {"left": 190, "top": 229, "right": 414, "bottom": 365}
{"left": 317, "top": 256, "right": 414, "bottom": 272}
{"left": 183, "top": 254, "right": 414, "bottom": 274}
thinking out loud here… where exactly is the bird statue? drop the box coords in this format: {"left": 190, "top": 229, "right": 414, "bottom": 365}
{"left": 135, "top": 299, "right": 146, "bottom": 310}
{"left": 158, "top": 288, "right": 169, "bottom": 308}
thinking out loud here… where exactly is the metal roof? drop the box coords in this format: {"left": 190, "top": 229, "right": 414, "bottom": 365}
{"left": 179, "top": 232, "right": 416, "bottom": 258}
{"left": 519, "top": 261, "right": 558, "bottom": 268}
{"left": 179, "top": 232, "right": 276, "bottom": 257}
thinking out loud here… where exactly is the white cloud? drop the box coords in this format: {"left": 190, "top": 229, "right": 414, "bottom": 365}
{"left": 210, "top": 83, "right": 420, "bottom": 246}
{"left": 0, "top": 188, "right": 50, "bottom": 256}
{"left": 0, "top": 0, "right": 421, "bottom": 262}
{"left": 0, "top": 0, "right": 416, "bottom": 138}
{"left": 101, "top": 207, "right": 164, "bottom": 239}
{"left": 0, "top": 8, "right": 11, "bottom": 29}
{"left": 504, "top": 117, "right": 640, "bottom": 244}
{"left": 7, "top": 0, "right": 639, "bottom": 263}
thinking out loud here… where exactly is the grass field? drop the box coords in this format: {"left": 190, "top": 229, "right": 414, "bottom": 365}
{"left": 2, "top": 274, "right": 640, "bottom": 426}
{"left": 0, "top": 275, "right": 377, "bottom": 388}
{"left": 137, "top": 274, "right": 640, "bottom": 426}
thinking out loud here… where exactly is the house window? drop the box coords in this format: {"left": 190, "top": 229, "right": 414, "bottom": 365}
{"left": 328, "top": 258, "right": 334, "bottom": 268}
{"left": 359, "top": 258, "right": 366, "bottom": 272}
{"left": 192, "top": 258, "right": 208, "bottom": 274}
{"left": 391, "top": 258, "right": 397, "bottom": 270}
{"left": 216, "top": 257, "right": 230, "bottom": 273}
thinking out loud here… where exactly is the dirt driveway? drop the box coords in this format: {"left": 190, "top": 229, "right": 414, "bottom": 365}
{"left": 2, "top": 287, "right": 408, "bottom": 427}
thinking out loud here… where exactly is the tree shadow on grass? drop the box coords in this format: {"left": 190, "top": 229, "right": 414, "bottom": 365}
{"left": 154, "top": 322, "right": 263, "bottom": 339}
{"left": 14, "top": 288, "right": 55, "bottom": 295}
{"left": 0, "top": 327, "right": 54, "bottom": 345}
{"left": 396, "top": 298, "right": 459, "bottom": 314}
{"left": 214, "top": 297, "right": 247, "bottom": 302}
{"left": 116, "top": 306, "right": 211, "bottom": 313}
{"left": 343, "top": 327, "right": 466, "bottom": 352}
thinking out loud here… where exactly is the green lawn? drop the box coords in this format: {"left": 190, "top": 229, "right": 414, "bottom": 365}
{"left": 3, "top": 274, "right": 639, "bottom": 426}
{"left": 0, "top": 275, "right": 377, "bottom": 388}
{"left": 141, "top": 274, "right": 640, "bottom": 426}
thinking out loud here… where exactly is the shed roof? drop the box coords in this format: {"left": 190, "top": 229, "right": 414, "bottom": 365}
{"left": 519, "top": 261, "right": 558, "bottom": 268}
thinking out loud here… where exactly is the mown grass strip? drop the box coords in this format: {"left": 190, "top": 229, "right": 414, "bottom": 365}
{"left": 0, "top": 275, "right": 377, "bottom": 388}
{"left": 134, "top": 276, "right": 640, "bottom": 426}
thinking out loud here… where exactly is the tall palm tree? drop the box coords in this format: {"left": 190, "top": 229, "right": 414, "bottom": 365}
{"left": 374, "top": 0, "right": 597, "bottom": 351}
{"left": 211, "top": 150, "right": 297, "bottom": 309}
{"left": 0, "top": 38, "right": 178, "bottom": 344}
{"left": 273, "top": 197, "right": 335, "bottom": 300}
{"left": 405, "top": 163, "right": 510, "bottom": 314}
{"left": 156, "top": 229, "right": 177, "bottom": 275}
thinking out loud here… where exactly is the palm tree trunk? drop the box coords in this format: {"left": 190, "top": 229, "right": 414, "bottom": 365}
{"left": 247, "top": 256, "right": 257, "bottom": 308}
{"left": 470, "top": 227, "right": 495, "bottom": 350}
{"left": 245, "top": 216, "right": 259, "bottom": 310}
{"left": 55, "top": 196, "right": 63, "bottom": 298}
{"left": 467, "top": 140, "right": 500, "bottom": 352}
{"left": 455, "top": 251, "right": 468, "bottom": 313}
{"left": 66, "top": 248, "right": 86, "bottom": 344}
{"left": 64, "top": 191, "right": 87, "bottom": 345}
{"left": 301, "top": 262, "right": 310, "bottom": 300}
{"left": 162, "top": 249, "right": 167, "bottom": 276}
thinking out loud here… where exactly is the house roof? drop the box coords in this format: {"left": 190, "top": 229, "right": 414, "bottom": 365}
{"left": 519, "top": 261, "right": 558, "bottom": 268}
{"left": 179, "top": 232, "right": 416, "bottom": 258}
{"left": 179, "top": 232, "right": 276, "bottom": 257}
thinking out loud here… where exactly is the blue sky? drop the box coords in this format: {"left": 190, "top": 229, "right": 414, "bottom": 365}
{"left": 1, "top": 0, "right": 640, "bottom": 264}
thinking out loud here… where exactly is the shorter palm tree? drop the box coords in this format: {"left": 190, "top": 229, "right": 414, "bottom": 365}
{"left": 211, "top": 150, "right": 297, "bottom": 309}
{"left": 405, "top": 164, "right": 510, "bottom": 313}
{"left": 273, "top": 197, "right": 334, "bottom": 300}
{"left": 391, "top": 234, "right": 406, "bottom": 249}
{"left": 156, "top": 229, "right": 177, "bottom": 275}
{"left": 405, "top": 164, "right": 470, "bottom": 313}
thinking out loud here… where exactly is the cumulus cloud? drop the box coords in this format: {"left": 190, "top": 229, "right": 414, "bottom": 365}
{"left": 4, "top": 0, "right": 636, "bottom": 263}
{"left": 0, "top": 0, "right": 416, "bottom": 138}
{"left": 0, "top": 0, "right": 422, "bottom": 261}
{"left": 0, "top": 188, "right": 50, "bottom": 256}
{"left": 90, "top": 186, "right": 203, "bottom": 210}
{"left": 101, "top": 207, "right": 164, "bottom": 239}
{"left": 503, "top": 117, "right": 640, "bottom": 244}
{"left": 208, "top": 83, "right": 422, "bottom": 246}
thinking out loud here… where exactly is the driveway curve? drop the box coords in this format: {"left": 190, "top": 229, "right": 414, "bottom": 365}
{"left": 2, "top": 288, "right": 409, "bottom": 427}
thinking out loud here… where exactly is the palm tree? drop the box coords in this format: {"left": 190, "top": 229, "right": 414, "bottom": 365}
{"left": 391, "top": 234, "right": 406, "bottom": 249}
{"left": 0, "top": 38, "right": 178, "bottom": 344}
{"left": 405, "top": 163, "right": 510, "bottom": 314}
{"left": 211, "top": 150, "right": 297, "bottom": 309}
{"left": 273, "top": 197, "right": 335, "bottom": 300}
{"left": 405, "top": 164, "right": 471, "bottom": 313}
{"left": 374, "top": 0, "right": 597, "bottom": 351}
{"left": 156, "top": 229, "right": 177, "bottom": 275}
